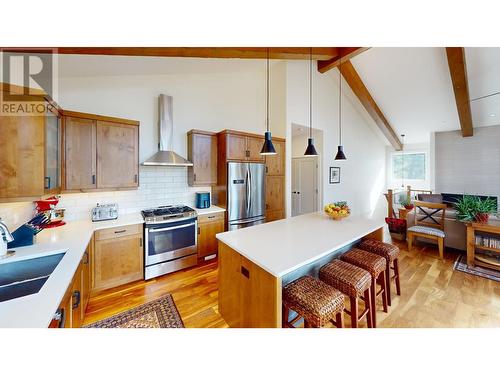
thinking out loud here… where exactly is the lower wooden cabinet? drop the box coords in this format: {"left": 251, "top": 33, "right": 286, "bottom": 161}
{"left": 50, "top": 238, "right": 92, "bottom": 328}
{"left": 197, "top": 212, "right": 225, "bottom": 259}
{"left": 92, "top": 224, "right": 144, "bottom": 292}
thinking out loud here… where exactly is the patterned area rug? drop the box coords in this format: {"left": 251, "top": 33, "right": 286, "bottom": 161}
{"left": 453, "top": 255, "right": 500, "bottom": 282}
{"left": 84, "top": 295, "right": 184, "bottom": 328}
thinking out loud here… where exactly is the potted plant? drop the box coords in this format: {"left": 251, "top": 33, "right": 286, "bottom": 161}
{"left": 400, "top": 197, "right": 414, "bottom": 210}
{"left": 385, "top": 217, "right": 407, "bottom": 241}
{"left": 454, "top": 195, "right": 497, "bottom": 223}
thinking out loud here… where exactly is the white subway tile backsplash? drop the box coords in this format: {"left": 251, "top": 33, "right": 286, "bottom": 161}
{"left": 0, "top": 166, "right": 212, "bottom": 228}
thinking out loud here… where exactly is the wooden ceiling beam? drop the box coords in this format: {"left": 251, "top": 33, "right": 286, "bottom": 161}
{"left": 340, "top": 60, "right": 402, "bottom": 150}
{"left": 317, "top": 47, "right": 369, "bottom": 73}
{"left": 3, "top": 47, "right": 341, "bottom": 60}
{"left": 445, "top": 47, "right": 473, "bottom": 137}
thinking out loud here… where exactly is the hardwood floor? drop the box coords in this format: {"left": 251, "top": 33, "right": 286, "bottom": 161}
{"left": 83, "top": 241, "right": 500, "bottom": 328}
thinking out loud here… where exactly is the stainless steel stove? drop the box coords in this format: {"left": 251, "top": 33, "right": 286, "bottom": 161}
{"left": 141, "top": 205, "right": 197, "bottom": 224}
{"left": 141, "top": 205, "right": 198, "bottom": 280}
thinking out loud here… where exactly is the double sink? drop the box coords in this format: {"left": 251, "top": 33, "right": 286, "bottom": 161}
{"left": 0, "top": 253, "right": 65, "bottom": 303}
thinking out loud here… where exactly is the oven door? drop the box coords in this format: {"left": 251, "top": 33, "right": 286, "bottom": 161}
{"left": 145, "top": 218, "right": 197, "bottom": 266}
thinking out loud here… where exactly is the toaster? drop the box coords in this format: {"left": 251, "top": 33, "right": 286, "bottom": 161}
{"left": 91, "top": 203, "right": 119, "bottom": 222}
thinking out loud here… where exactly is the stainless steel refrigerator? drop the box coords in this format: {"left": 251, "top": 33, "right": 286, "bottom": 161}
{"left": 227, "top": 162, "right": 266, "bottom": 231}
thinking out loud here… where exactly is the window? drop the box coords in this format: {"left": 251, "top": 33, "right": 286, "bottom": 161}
{"left": 392, "top": 152, "right": 426, "bottom": 180}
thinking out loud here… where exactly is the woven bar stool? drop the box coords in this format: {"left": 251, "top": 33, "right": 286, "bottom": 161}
{"left": 358, "top": 239, "right": 401, "bottom": 306}
{"left": 282, "top": 276, "right": 345, "bottom": 328}
{"left": 341, "top": 248, "right": 387, "bottom": 327}
{"left": 319, "top": 260, "right": 373, "bottom": 328}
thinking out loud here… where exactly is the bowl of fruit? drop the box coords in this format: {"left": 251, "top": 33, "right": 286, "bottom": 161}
{"left": 324, "top": 201, "right": 351, "bottom": 220}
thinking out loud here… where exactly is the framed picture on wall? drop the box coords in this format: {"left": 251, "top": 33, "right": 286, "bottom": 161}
{"left": 329, "top": 167, "right": 340, "bottom": 184}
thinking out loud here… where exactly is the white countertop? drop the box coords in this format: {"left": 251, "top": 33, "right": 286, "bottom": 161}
{"left": 195, "top": 205, "right": 226, "bottom": 216}
{"left": 0, "top": 206, "right": 226, "bottom": 328}
{"left": 216, "top": 212, "right": 385, "bottom": 278}
{"left": 0, "top": 212, "right": 143, "bottom": 328}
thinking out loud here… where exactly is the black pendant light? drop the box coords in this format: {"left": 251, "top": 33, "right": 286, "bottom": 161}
{"left": 304, "top": 48, "right": 318, "bottom": 157}
{"left": 400, "top": 134, "right": 405, "bottom": 188}
{"left": 260, "top": 48, "right": 277, "bottom": 155}
{"left": 335, "top": 56, "right": 347, "bottom": 160}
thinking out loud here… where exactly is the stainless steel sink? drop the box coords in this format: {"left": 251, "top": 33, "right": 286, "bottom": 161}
{"left": 0, "top": 253, "right": 65, "bottom": 302}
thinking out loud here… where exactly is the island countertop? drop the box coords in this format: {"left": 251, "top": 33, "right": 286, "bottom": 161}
{"left": 216, "top": 211, "right": 385, "bottom": 278}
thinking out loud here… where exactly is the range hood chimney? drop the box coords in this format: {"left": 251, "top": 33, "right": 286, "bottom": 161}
{"left": 142, "top": 94, "right": 193, "bottom": 167}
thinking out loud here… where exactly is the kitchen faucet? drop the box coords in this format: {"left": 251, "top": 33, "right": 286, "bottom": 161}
{"left": 0, "top": 218, "right": 14, "bottom": 244}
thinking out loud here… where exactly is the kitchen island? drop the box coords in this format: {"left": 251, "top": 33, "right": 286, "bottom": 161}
{"left": 216, "top": 212, "right": 385, "bottom": 328}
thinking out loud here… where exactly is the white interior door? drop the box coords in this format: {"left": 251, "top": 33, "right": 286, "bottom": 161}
{"left": 291, "top": 157, "right": 318, "bottom": 216}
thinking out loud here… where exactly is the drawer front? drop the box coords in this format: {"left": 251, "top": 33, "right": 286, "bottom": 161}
{"left": 95, "top": 224, "right": 142, "bottom": 241}
{"left": 198, "top": 211, "right": 225, "bottom": 224}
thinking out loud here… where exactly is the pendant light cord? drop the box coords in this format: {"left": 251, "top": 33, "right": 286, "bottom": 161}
{"left": 266, "top": 48, "right": 270, "bottom": 132}
{"left": 309, "top": 47, "right": 313, "bottom": 139}
{"left": 339, "top": 55, "right": 342, "bottom": 144}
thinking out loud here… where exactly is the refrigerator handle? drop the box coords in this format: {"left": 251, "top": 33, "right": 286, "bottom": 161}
{"left": 248, "top": 168, "right": 252, "bottom": 213}
{"left": 246, "top": 168, "right": 251, "bottom": 213}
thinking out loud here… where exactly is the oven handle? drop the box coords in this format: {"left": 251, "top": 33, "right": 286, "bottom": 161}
{"left": 148, "top": 222, "right": 196, "bottom": 233}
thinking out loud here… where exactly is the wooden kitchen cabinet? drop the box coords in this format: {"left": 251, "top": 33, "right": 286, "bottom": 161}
{"left": 64, "top": 116, "right": 97, "bottom": 190}
{"left": 246, "top": 136, "right": 266, "bottom": 162}
{"left": 265, "top": 139, "right": 285, "bottom": 222}
{"left": 187, "top": 130, "right": 218, "bottom": 186}
{"left": 70, "top": 264, "right": 83, "bottom": 328}
{"left": 93, "top": 224, "right": 144, "bottom": 292}
{"left": 197, "top": 211, "right": 225, "bottom": 259}
{"left": 266, "top": 175, "right": 285, "bottom": 222}
{"left": 0, "top": 114, "right": 45, "bottom": 199}
{"left": 220, "top": 130, "right": 265, "bottom": 162}
{"left": 226, "top": 133, "right": 248, "bottom": 160}
{"left": 96, "top": 120, "right": 139, "bottom": 189}
{"left": 63, "top": 111, "right": 139, "bottom": 191}
{"left": 265, "top": 140, "right": 285, "bottom": 176}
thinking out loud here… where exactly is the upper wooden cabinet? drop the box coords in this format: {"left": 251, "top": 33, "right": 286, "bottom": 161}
{"left": 63, "top": 111, "right": 139, "bottom": 191}
{"left": 0, "top": 114, "right": 45, "bottom": 199}
{"left": 226, "top": 133, "right": 247, "bottom": 160}
{"left": 246, "top": 136, "right": 266, "bottom": 162}
{"left": 220, "top": 130, "right": 265, "bottom": 162}
{"left": 64, "top": 116, "right": 97, "bottom": 190}
{"left": 187, "top": 130, "right": 217, "bottom": 186}
{"left": 96, "top": 121, "right": 139, "bottom": 188}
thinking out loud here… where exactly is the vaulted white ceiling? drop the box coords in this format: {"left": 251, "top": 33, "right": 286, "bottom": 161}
{"left": 350, "top": 47, "right": 500, "bottom": 144}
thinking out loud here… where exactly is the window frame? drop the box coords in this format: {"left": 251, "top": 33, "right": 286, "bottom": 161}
{"left": 389, "top": 150, "right": 429, "bottom": 184}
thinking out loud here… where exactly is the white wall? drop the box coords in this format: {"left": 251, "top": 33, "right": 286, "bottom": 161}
{"left": 435, "top": 125, "right": 500, "bottom": 199}
{"left": 285, "top": 61, "right": 387, "bottom": 216}
{"left": 58, "top": 69, "right": 281, "bottom": 162}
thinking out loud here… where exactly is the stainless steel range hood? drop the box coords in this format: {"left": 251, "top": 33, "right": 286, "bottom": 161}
{"left": 142, "top": 94, "right": 193, "bottom": 167}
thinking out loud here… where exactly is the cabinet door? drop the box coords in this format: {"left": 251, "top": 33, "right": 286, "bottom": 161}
{"left": 70, "top": 267, "right": 83, "bottom": 328}
{"left": 45, "top": 110, "right": 61, "bottom": 193}
{"left": 80, "top": 244, "right": 91, "bottom": 320}
{"left": 96, "top": 121, "right": 139, "bottom": 189}
{"left": 0, "top": 115, "right": 45, "bottom": 198}
{"left": 226, "top": 134, "right": 247, "bottom": 160}
{"left": 265, "top": 140, "right": 285, "bottom": 176}
{"left": 198, "top": 220, "right": 224, "bottom": 258}
{"left": 246, "top": 136, "right": 265, "bottom": 162}
{"left": 265, "top": 176, "right": 284, "bottom": 212}
{"left": 93, "top": 233, "right": 143, "bottom": 292}
{"left": 64, "top": 116, "right": 97, "bottom": 190}
{"left": 189, "top": 132, "right": 217, "bottom": 185}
